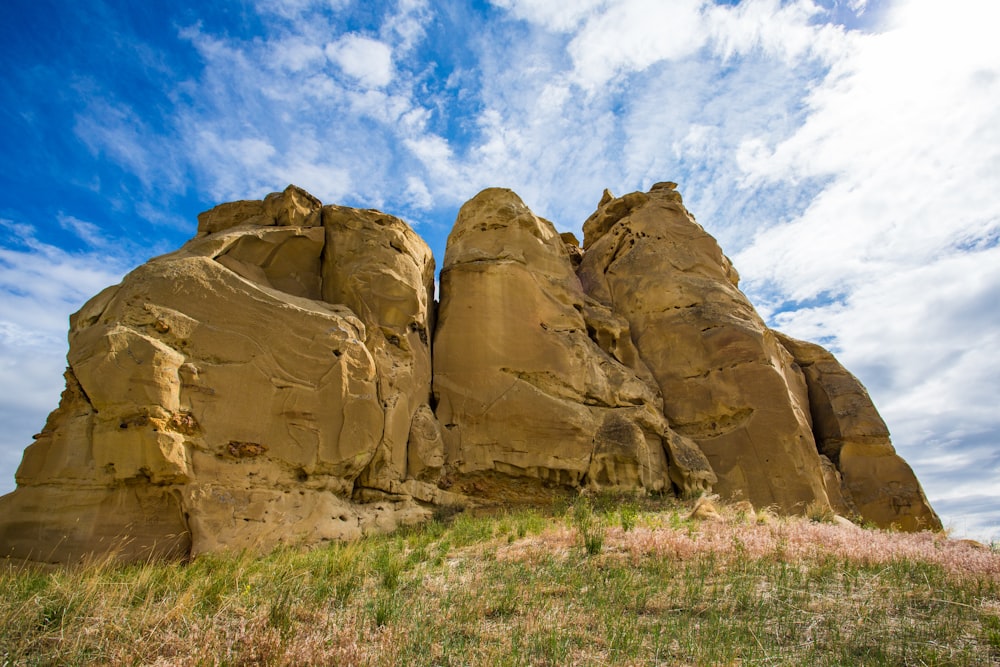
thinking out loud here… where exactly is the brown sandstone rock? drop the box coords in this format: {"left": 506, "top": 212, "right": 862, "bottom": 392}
{"left": 577, "top": 185, "right": 832, "bottom": 514}
{"left": 432, "top": 188, "right": 714, "bottom": 496}
{"left": 0, "top": 186, "right": 442, "bottom": 562}
{"left": 320, "top": 204, "right": 439, "bottom": 501}
{"left": 196, "top": 184, "right": 322, "bottom": 234}
{"left": 687, "top": 494, "right": 723, "bottom": 522}
{"left": 774, "top": 332, "right": 941, "bottom": 531}
{"left": 0, "top": 181, "right": 940, "bottom": 564}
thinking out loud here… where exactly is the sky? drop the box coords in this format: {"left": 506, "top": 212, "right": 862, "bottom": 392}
{"left": 1, "top": 0, "right": 998, "bottom": 541}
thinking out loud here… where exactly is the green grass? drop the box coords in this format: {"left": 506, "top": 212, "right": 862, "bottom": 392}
{"left": 1, "top": 499, "right": 998, "bottom": 666}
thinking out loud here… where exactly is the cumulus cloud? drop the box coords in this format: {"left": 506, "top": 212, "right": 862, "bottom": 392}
{"left": 733, "top": 0, "right": 1000, "bottom": 538}
{"left": 325, "top": 34, "right": 395, "bottom": 88}
{"left": 0, "top": 220, "right": 130, "bottom": 494}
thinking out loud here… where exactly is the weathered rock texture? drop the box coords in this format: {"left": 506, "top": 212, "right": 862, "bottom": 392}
{"left": 575, "top": 183, "right": 938, "bottom": 530}
{"left": 0, "top": 183, "right": 940, "bottom": 563}
{"left": 0, "top": 186, "right": 446, "bottom": 563}
{"left": 774, "top": 332, "right": 939, "bottom": 531}
{"left": 432, "top": 189, "right": 714, "bottom": 497}
{"left": 577, "top": 183, "right": 830, "bottom": 514}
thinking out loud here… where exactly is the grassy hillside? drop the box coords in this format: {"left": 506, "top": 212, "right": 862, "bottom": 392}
{"left": 2, "top": 495, "right": 998, "bottom": 666}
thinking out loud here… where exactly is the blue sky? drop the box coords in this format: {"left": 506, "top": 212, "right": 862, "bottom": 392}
{"left": 1, "top": 0, "right": 998, "bottom": 540}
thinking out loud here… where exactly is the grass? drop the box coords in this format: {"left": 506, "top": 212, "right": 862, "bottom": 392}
{"left": 1, "top": 496, "right": 999, "bottom": 665}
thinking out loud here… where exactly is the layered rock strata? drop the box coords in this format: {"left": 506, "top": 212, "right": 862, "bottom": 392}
{"left": 0, "top": 182, "right": 940, "bottom": 563}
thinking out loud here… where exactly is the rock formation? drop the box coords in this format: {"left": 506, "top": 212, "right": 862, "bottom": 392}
{"left": 0, "top": 183, "right": 940, "bottom": 563}
{"left": 774, "top": 332, "right": 939, "bottom": 531}
{"left": 577, "top": 183, "right": 830, "bottom": 513}
{"left": 432, "top": 189, "right": 715, "bottom": 497}
{"left": 0, "top": 186, "right": 447, "bottom": 563}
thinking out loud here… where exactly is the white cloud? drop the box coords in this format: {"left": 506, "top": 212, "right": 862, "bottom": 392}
{"left": 404, "top": 134, "right": 461, "bottom": 189}
{"left": 325, "top": 34, "right": 395, "bottom": 88}
{"left": 732, "top": 0, "right": 1000, "bottom": 540}
{"left": 567, "top": 0, "right": 708, "bottom": 88}
{"left": 735, "top": 0, "right": 1000, "bottom": 297}
{"left": 490, "top": 0, "right": 606, "bottom": 32}
{"left": 383, "top": 0, "right": 432, "bottom": 51}
{"left": 254, "top": 0, "right": 350, "bottom": 20}
{"left": 191, "top": 132, "right": 279, "bottom": 201}
{"left": 57, "top": 214, "right": 107, "bottom": 248}
{"left": 0, "top": 220, "right": 129, "bottom": 494}
{"left": 404, "top": 175, "right": 433, "bottom": 210}
{"left": 270, "top": 38, "right": 326, "bottom": 72}
{"left": 706, "top": 0, "right": 845, "bottom": 63}
{"left": 73, "top": 97, "right": 186, "bottom": 192}
{"left": 345, "top": 89, "right": 413, "bottom": 124}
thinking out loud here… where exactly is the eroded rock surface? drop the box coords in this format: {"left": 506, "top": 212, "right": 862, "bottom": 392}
{"left": 0, "top": 182, "right": 939, "bottom": 563}
{"left": 577, "top": 183, "right": 831, "bottom": 514}
{"left": 0, "top": 186, "right": 443, "bottom": 562}
{"left": 774, "top": 332, "right": 941, "bottom": 530}
{"left": 432, "top": 188, "right": 714, "bottom": 496}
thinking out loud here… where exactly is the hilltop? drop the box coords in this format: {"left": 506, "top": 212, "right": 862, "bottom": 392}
{"left": 1, "top": 496, "right": 997, "bottom": 665}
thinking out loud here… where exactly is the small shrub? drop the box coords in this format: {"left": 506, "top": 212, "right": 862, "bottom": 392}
{"left": 267, "top": 589, "right": 295, "bottom": 639}
{"left": 805, "top": 499, "right": 835, "bottom": 524}
{"left": 370, "top": 591, "right": 397, "bottom": 628}
{"left": 983, "top": 614, "right": 1000, "bottom": 650}
{"left": 486, "top": 583, "right": 520, "bottom": 619}
{"left": 572, "top": 496, "right": 605, "bottom": 556}
{"left": 372, "top": 543, "right": 405, "bottom": 591}
{"left": 619, "top": 503, "right": 638, "bottom": 532}
{"left": 334, "top": 572, "right": 359, "bottom": 607}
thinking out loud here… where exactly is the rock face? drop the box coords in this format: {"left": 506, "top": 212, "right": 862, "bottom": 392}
{"left": 774, "top": 332, "right": 940, "bottom": 531}
{"left": 432, "top": 189, "right": 714, "bottom": 497}
{"left": 577, "top": 183, "right": 830, "bottom": 514}
{"left": 575, "top": 183, "right": 937, "bottom": 529}
{"left": 0, "top": 186, "right": 444, "bottom": 563}
{"left": 0, "top": 182, "right": 940, "bottom": 563}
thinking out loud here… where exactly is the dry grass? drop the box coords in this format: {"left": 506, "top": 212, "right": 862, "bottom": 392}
{"left": 2, "top": 496, "right": 998, "bottom": 666}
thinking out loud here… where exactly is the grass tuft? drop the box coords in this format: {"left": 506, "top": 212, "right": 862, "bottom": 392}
{"left": 806, "top": 499, "right": 836, "bottom": 524}
{"left": 571, "top": 495, "right": 605, "bottom": 556}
